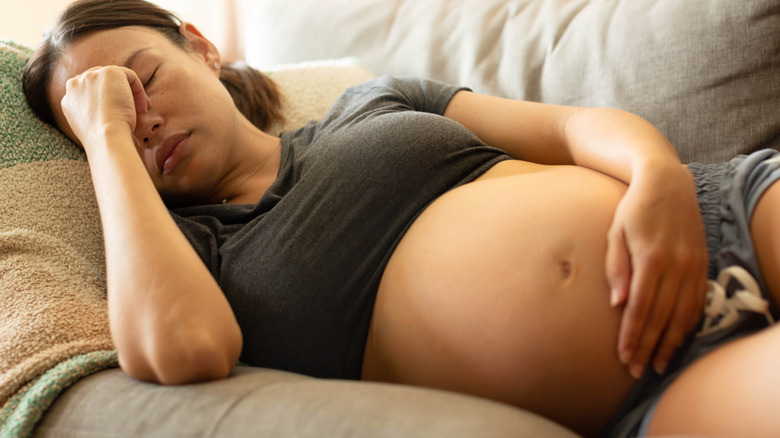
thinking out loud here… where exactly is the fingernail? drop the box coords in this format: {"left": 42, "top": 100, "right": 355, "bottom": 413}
{"left": 629, "top": 363, "right": 644, "bottom": 379}
{"left": 654, "top": 360, "right": 667, "bottom": 375}
{"left": 610, "top": 289, "right": 621, "bottom": 307}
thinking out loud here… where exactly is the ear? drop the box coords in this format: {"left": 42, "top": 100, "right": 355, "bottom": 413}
{"left": 178, "top": 22, "right": 221, "bottom": 74}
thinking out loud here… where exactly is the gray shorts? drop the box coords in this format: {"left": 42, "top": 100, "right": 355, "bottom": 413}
{"left": 603, "top": 149, "right": 780, "bottom": 438}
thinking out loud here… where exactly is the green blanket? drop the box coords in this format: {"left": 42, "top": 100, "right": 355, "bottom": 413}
{"left": 0, "top": 41, "right": 116, "bottom": 438}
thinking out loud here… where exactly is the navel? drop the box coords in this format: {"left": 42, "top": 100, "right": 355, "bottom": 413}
{"left": 560, "top": 260, "right": 573, "bottom": 279}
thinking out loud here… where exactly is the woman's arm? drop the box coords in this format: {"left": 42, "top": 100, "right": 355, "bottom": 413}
{"left": 61, "top": 66, "right": 242, "bottom": 384}
{"left": 444, "top": 91, "right": 708, "bottom": 378}
{"left": 444, "top": 91, "right": 678, "bottom": 181}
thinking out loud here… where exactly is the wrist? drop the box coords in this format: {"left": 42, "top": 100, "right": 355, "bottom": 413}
{"left": 81, "top": 122, "right": 135, "bottom": 157}
{"left": 631, "top": 158, "right": 693, "bottom": 197}
{"left": 632, "top": 150, "right": 683, "bottom": 179}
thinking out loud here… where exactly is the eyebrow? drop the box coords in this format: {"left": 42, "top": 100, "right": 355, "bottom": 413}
{"left": 123, "top": 47, "right": 151, "bottom": 69}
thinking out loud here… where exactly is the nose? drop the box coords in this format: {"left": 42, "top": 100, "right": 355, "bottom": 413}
{"left": 142, "top": 124, "right": 159, "bottom": 146}
{"left": 135, "top": 110, "right": 164, "bottom": 148}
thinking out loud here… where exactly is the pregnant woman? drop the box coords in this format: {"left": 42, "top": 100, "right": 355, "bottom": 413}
{"left": 22, "top": 1, "right": 780, "bottom": 437}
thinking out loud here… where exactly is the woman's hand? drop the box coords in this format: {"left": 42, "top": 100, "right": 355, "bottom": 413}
{"left": 606, "top": 163, "right": 709, "bottom": 378}
{"left": 60, "top": 65, "right": 151, "bottom": 150}
{"left": 442, "top": 94, "right": 708, "bottom": 377}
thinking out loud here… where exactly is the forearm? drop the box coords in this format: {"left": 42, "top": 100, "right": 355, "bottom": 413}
{"left": 562, "top": 107, "right": 683, "bottom": 185}
{"left": 445, "top": 92, "right": 684, "bottom": 184}
{"left": 85, "top": 124, "right": 242, "bottom": 384}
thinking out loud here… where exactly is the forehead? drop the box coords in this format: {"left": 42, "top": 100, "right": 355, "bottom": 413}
{"left": 50, "top": 26, "right": 171, "bottom": 87}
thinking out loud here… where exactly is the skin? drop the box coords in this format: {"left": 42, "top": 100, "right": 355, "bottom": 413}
{"left": 46, "top": 21, "right": 727, "bottom": 435}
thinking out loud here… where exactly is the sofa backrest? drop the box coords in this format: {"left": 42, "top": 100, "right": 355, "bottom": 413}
{"left": 245, "top": 0, "right": 780, "bottom": 164}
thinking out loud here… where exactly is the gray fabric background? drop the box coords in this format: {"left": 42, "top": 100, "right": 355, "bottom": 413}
{"left": 246, "top": 0, "right": 780, "bottom": 164}
{"left": 35, "top": 367, "right": 580, "bottom": 438}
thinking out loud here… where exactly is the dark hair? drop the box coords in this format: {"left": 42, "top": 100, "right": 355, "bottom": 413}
{"left": 22, "top": 0, "right": 284, "bottom": 131}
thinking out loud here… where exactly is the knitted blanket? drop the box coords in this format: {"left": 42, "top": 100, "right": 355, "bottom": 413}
{"left": 0, "top": 40, "right": 373, "bottom": 437}
{"left": 0, "top": 41, "right": 115, "bottom": 438}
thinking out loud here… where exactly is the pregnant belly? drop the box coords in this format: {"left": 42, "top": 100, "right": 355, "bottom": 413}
{"left": 362, "top": 160, "right": 637, "bottom": 436}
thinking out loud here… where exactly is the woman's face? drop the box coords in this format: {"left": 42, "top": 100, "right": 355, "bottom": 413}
{"left": 47, "top": 25, "right": 240, "bottom": 204}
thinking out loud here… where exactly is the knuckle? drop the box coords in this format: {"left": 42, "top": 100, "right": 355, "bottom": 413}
{"left": 605, "top": 259, "right": 623, "bottom": 281}
{"left": 606, "top": 227, "right": 623, "bottom": 244}
{"left": 640, "top": 247, "right": 665, "bottom": 269}
{"left": 65, "top": 76, "right": 78, "bottom": 89}
{"left": 624, "top": 300, "right": 648, "bottom": 322}
{"left": 621, "top": 325, "right": 638, "bottom": 345}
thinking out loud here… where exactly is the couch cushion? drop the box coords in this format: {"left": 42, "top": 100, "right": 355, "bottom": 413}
{"left": 245, "top": 0, "right": 780, "bottom": 164}
{"left": 265, "top": 58, "right": 376, "bottom": 136}
{"left": 35, "top": 367, "right": 581, "bottom": 438}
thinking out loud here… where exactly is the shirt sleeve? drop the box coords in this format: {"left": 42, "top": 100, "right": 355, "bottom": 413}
{"left": 324, "top": 75, "right": 470, "bottom": 121}
{"left": 382, "top": 75, "right": 471, "bottom": 115}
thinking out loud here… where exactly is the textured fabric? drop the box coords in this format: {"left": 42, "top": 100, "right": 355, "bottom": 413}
{"left": 245, "top": 0, "right": 780, "bottom": 164}
{"left": 0, "top": 40, "right": 114, "bottom": 438}
{"left": 35, "top": 366, "right": 581, "bottom": 438}
{"left": 0, "top": 351, "right": 116, "bottom": 438}
{"left": 0, "top": 42, "right": 83, "bottom": 169}
{"left": 603, "top": 150, "right": 780, "bottom": 437}
{"left": 172, "top": 76, "right": 511, "bottom": 379}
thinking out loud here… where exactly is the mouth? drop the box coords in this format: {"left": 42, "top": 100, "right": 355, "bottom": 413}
{"left": 155, "top": 132, "right": 190, "bottom": 174}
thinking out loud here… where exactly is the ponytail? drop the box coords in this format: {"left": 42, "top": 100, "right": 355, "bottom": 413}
{"left": 219, "top": 61, "right": 285, "bottom": 131}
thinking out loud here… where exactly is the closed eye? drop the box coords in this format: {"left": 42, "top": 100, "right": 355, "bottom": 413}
{"left": 144, "top": 68, "right": 158, "bottom": 88}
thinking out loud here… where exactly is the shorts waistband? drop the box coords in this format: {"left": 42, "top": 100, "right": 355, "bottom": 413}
{"left": 687, "top": 161, "right": 730, "bottom": 280}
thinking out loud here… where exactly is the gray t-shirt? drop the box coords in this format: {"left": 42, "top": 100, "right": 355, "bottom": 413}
{"left": 172, "top": 76, "right": 510, "bottom": 379}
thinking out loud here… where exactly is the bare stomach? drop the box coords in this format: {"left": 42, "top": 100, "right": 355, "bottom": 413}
{"left": 362, "top": 160, "right": 636, "bottom": 437}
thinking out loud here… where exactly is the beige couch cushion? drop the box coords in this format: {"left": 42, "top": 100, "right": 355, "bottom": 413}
{"left": 245, "top": 0, "right": 780, "bottom": 164}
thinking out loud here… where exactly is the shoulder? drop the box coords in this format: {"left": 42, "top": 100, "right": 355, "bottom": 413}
{"left": 332, "top": 75, "right": 470, "bottom": 117}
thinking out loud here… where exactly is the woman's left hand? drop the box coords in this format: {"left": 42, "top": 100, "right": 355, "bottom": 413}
{"left": 605, "top": 163, "right": 709, "bottom": 379}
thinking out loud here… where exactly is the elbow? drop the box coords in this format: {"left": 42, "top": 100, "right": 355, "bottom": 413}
{"left": 119, "top": 330, "right": 243, "bottom": 385}
{"left": 155, "top": 342, "right": 237, "bottom": 385}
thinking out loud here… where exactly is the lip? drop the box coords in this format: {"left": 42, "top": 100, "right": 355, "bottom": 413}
{"left": 155, "top": 132, "right": 190, "bottom": 174}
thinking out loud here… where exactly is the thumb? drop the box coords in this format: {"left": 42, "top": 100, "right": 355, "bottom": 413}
{"left": 606, "top": 224, "right": 631, "bottom": 307}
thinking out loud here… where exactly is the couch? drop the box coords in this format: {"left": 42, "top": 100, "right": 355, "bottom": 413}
{"left": 247, "top": 0, "right": 780, "bottom": 164}
{"left": 1, "top": 0, "right": 778, "bottom": 437}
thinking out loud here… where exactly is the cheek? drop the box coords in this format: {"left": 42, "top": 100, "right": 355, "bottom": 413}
{"left": 169, "top": 76, "right": 234, "bottom": 123}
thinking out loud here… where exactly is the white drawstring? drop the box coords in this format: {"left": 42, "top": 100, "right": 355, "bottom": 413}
{"left": 697, "top": 265, "right": 776, "bottom": 338}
